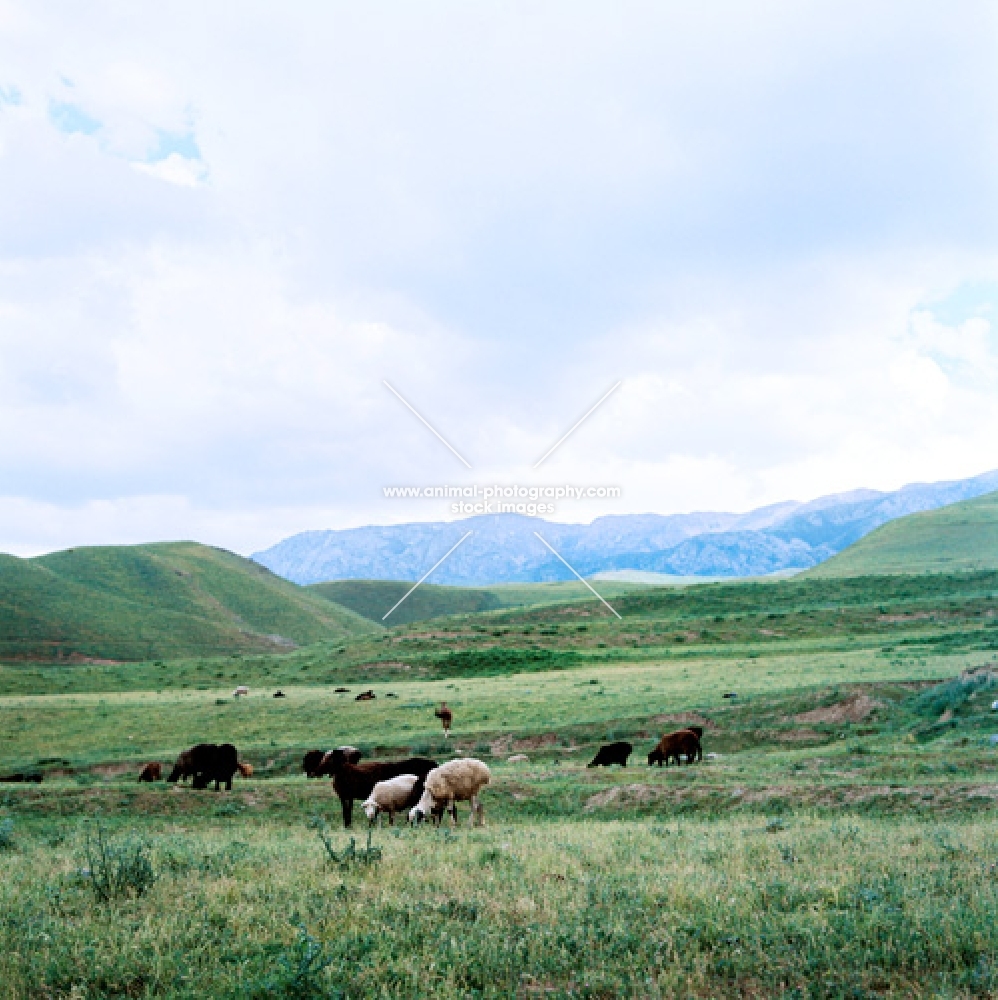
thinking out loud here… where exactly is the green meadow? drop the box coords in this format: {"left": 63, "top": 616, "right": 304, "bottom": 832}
{"left": 5, "top": 497, "right": 998, "bottom": 995}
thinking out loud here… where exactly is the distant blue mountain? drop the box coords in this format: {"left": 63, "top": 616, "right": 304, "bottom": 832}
{"left": 252, "top": 470, "right": 998, "bottom": 585}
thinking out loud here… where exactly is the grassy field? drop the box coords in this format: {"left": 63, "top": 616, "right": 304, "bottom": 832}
{"left": 809, "top": 489, "right": 998, "bottom": 577}
{"left": 0, "top": 542, "right": 379, "bottom": 663}
{"left": 5, "top": 558, "right": 998, "bottom": 995}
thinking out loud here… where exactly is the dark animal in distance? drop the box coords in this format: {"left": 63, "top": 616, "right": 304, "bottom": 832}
{"left": 588, "top": 741, "right": 633, "bottom": 768}
{"left": 319, "top": 746, "right": 437, "bottom": 827}
{"left": 355, "top": 689, "right": 376, "bottom": 701}
{"left": 167, "top": 743, "right": 240, "bottom": 790}
{"left": 302, "top": 749, "right": 326, "bottom": 778}
{"left": 1, "top": 772, "right": 43, "bottom": 784}
{"left": 722, "top": 692, "right": 737, "bottom": 699}
{"left": 137, "top": 762, "right": 162, "bottom": 782}
{"left": 435, "top": 701, "right": 453, "bottom": 738}
{"left": 273, "top": 690, "right": 286, "bottom": 698}
{"left": 648, "top": 729, "right": 701, "bottom": 767}
{"left": 334, "top": 687, "right": 350, "bottom": 693}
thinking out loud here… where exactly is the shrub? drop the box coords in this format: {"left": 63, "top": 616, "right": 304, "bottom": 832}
{"left": 257, "top": 923, "right": 340, "bottom": 999}
{"left": 310, "top": 817, "right": 382, "bottom": 869}
{"left": 80, "top": 824, "right": 157, "bottom": 902}
{"left": 913, "top": 671, "right": 998, "bottom": 719}
{"left": 0, "top": 817, "right": 14, "bottom": 850}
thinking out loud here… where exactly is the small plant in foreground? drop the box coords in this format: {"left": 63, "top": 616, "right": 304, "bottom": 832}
{"left": 310, "top": 816, "right": 382, "bottom": 868}
{"left": 80, "top": 823, "right": 156, "bottom": 902}
{"left": 0, "top": 817, "right": 14, "bottom": 849}
{"left": 260, "top": 923, "right": 340, "bottom": 999}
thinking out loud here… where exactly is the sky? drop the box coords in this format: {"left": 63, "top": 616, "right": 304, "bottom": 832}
{"left": 1, "top": 1, "right": 997, "bottom": 557}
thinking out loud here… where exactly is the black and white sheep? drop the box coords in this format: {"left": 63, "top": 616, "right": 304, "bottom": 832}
{"left": 409, "top": 758, "right": 491, "bottom": 827}
{"left": 361, "top": 774, "right": 419, "bottom": 825}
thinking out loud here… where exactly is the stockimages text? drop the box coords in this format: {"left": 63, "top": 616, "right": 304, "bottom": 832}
{"left": 382, "top": 484, "right": 621, "bottom": 516}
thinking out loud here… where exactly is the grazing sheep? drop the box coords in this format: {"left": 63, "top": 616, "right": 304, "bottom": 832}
{"left": 237, "top": 761, "right": 254, "bottom": 778}
{"left": 302, "top": 749, "right": 326, "bottom": 778}
{"left": 168, "top": 743, "right": 239, "bottom": 790}
{"left": 435, "top": 701, "right": 453, "bottom": 738}
{"left": 320, "top": 747, "right": 437, "bottom": 827}
{"left": 233, "top": 686, "right": 249, "bottom": 698}
{"left": 355, "top": 689, "right": 376, "bottom": 701}
{"left": 588, "top": 741, "right": 633, "bottom": 768}
{"left": 362, "top": 774, "right": 419, "bottom": 825}
{"left": 137, "top": 762, "right": 162, "bottom": 782}
{"left": 410, "top": 758, "right": 491, "bottom": 827}
{"left": 647, "top": 729, "right": 701, "bottom": 767}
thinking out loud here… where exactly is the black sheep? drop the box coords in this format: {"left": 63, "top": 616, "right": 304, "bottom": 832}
{"left": 587, "top": 741, "right": 633, "bottom": 768}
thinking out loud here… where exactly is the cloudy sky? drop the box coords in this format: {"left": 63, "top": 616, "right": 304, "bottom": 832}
{"left": 1, "top": 2, "right": 997, "bottom": 556}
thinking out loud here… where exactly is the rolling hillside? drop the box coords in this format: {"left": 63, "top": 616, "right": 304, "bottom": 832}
{"left": 309, "top": 578, "right": 644, "bottom": 625}
{"left": 807, "top": 490, "right": 998, "bottom": 577}
{"left": 0, "top": 542, "right": 379, "bottom": 663}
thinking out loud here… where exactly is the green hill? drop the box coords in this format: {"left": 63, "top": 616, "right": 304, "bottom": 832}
{"left": 309, "top": 578, "right": 648, "bottom": 625}
{"left": 806, "top": 489, "right": 998, "bottom": 578}
{"left": 0, "top": 542, "right": 379, "bottom": 663}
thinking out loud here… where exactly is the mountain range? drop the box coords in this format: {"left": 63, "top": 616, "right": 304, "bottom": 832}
{"left": 252, "top": 469, "right": 998, "bottom": 585}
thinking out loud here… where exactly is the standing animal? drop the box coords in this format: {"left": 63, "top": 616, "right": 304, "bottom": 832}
{"left": 362, "top": 774, "right": 419, "bottom": 825}
{"left": 355, "top": 689, "right": 376, "bottom": 701}
{"left": 273, "top": 690, "right": 286, "bottom": 698}
{"left": 435, "top": 701, "right": 453, "bottom": 738}
{"left": 233, "top": 686, "right": 249, "bottom": 698}
{"left": 588, "top": 741, "right": 633, "bottom": 768}
{"left": 647, "top": 729, "right": 701, "bottom": 767}
{"left": 237, "top": 762, "right": 254, "bottom": 777}
{"left": 167, "top": 743, "right": 240, "bottom": 790}
{"left": 0, "top": 772, "right": 42, "bottom": 783}
{"left": 303, "top": 746, "right": 363, "bottom": 778}
{"left": 320, "top": 747, "right": 436, "bottom": 827}
{"left": 137, "top": 762, "right": 162, "bottom": 782}
{"left": 410, "top": 758, "right": 491, "bottom": 827}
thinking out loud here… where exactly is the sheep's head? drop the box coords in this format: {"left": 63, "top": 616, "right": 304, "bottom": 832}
{"left": 409, "top": 786, "right": 436, "bottom": 825}
{"left": 362, "top": 798, "right": 379, "bottom": 822}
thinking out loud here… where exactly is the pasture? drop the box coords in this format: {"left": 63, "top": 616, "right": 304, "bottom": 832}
{"left": 3, "top": 571, "right": 998, "bottom": 996}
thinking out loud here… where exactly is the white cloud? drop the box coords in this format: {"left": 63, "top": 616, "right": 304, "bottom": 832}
{"left": 1, "top": 2, "right": 998, "bottom": 555}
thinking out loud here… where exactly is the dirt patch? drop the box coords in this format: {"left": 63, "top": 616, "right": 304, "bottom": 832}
{"left": 775, "top": 729, "right": 824, "bottom": 742}
{"left": 513, "top": 733, "right": 561, "bottom": 752}
{"left": 650, "top": 712, "right": 717, "bottom": 730}
{"left": 490, "top": 736, "right": 513, "bottom": 757}
{"left": 90, "top": 763, "right": 135, "bottom": 778}
{"left": 878, "top": 611, "right": 935, "bottom": 623}
{"left": 795, "top": 693, "right": 881, "bottom": 725}
{"left": 584, "top": 783, "right": 660, "bottom": 811}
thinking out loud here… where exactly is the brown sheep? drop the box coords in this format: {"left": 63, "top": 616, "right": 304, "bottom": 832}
{"left": 435, "top": 701, "right": 453, "bottom": 738}
{"left": 237, "top": 762, "right": 253, "bottom": 778}
{"left": 319, "top": 747, "right": 437, "bottom": 827}
{"left": 355, "top": 689, "right": 376, "bottom": 701}
{"left": 137, "top": 762, "right": 162, "bottom": 782}
{"left": 647, "top": 729, "right": 701, "bottom": 767}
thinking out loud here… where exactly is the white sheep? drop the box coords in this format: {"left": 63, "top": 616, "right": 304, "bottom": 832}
{"left": 409, "top": 758, "right": 491, "bottom": 827}
{"left": 361, "top": 774, "right": 419, "bottom": 826}
{"left": 233, "top": 685, "right": 249, "bottom": 698}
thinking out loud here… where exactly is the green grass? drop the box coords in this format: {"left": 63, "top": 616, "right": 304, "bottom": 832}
{"left": 808, "top": 488, "right": 998, "bottom": 577}
{"left": 0, "top": 541, "right": 379, "bottom": 662}
{"left": 7, "top": 554, "right": 998, "bottom": 994}
{"left": 310, "top": 578, "right": 647, "bottom": 625}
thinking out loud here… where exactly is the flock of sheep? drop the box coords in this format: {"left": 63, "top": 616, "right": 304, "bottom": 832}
{"left": 126, "top": 692, "right": 706, "bottom": 829}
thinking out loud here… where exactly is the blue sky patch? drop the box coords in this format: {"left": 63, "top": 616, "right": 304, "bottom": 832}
{"left": 923, "top": 281, "right": 998, "bottom": 326}
{"left": 146, "top": 128, "right": 201, "bottom": 163}
{"left": 48, "top": 100, "right": 101, "bottom": 136}
{"left": 0, "top": 85, "right": 23, "bottom": 107}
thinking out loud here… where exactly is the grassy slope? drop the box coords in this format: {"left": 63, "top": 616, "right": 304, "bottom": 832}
{"left": 309, "top": 578, "right": 645, "bottom": 625}
{"left": 808, "top": 488, "right": 998, "bottom": 577}
{"left": 5, "top": 568, "right": 998, "bottom": 994}
{"left": 0, "top": 542, "right": 379, "bottom": 662}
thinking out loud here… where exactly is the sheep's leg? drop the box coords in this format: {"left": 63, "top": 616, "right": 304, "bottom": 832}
{"left": 450, "top": 801, "right": 458, "bottom": 827}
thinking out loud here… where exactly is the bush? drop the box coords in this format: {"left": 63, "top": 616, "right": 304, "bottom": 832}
{"left": 0, "top": 817, "right": 14, "bottom": 850}
{"left": 913, "top": 671, "right": 998, "bottom": 719}
{"left": 80, "top": 824, "right": 157, "bottom": 902}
